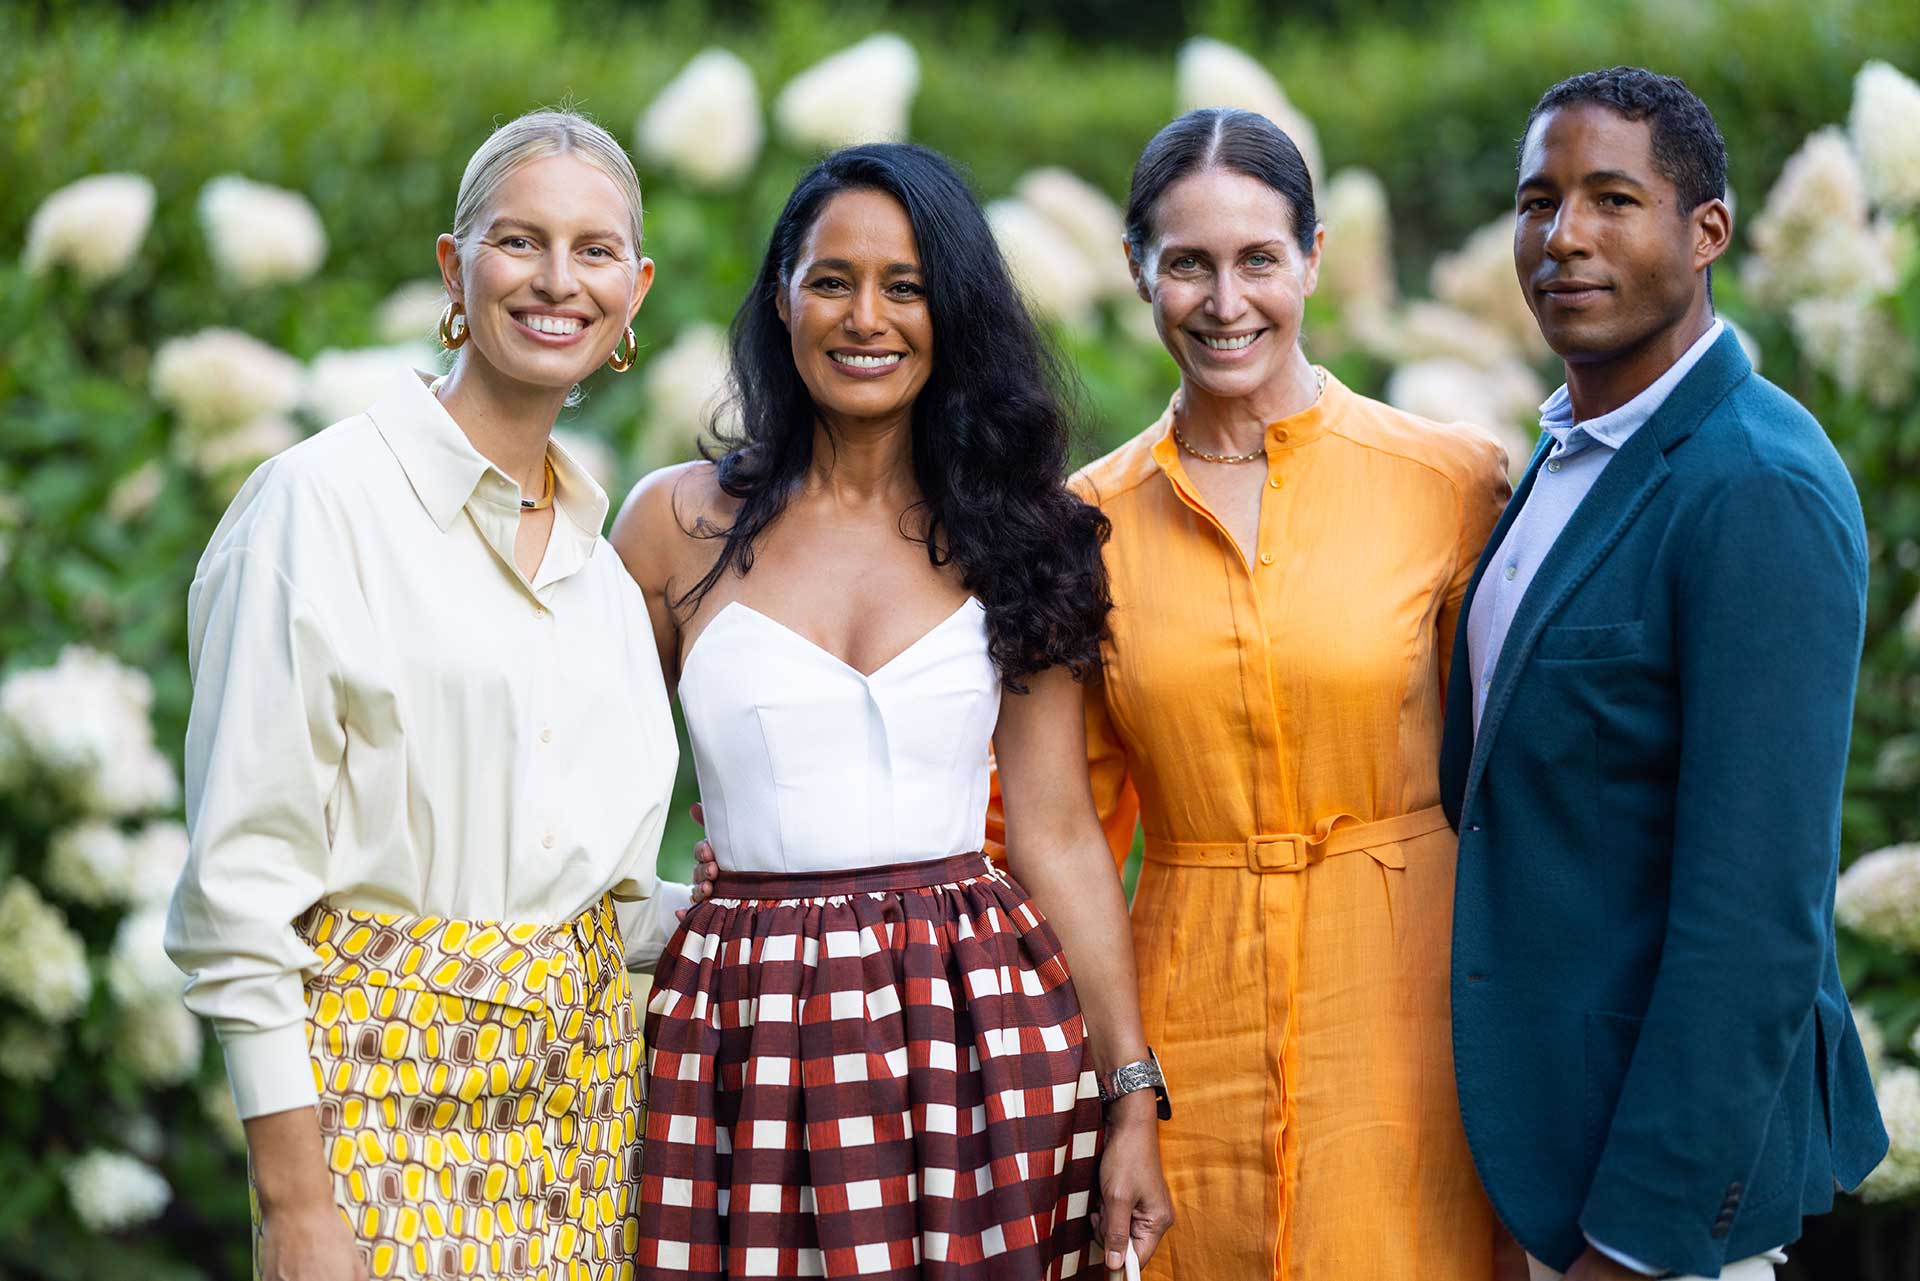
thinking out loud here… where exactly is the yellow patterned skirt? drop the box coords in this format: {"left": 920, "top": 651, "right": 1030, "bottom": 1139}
{"left": 252, "top": 894, "right": 643, "bottom": 1281}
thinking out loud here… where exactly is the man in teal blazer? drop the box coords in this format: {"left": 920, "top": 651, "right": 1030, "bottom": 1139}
{"left": 1440, "top": 68, "right": 1887, "bottom": 1280}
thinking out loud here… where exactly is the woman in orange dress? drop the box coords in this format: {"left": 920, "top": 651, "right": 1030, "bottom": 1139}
{"left": 1029, "top": 108, "right": 1512, "bottom": 1279}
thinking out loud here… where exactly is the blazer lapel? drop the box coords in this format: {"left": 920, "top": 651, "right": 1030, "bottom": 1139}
{"left": 1463, "top": 328, "right": 1753, "bottom": 804}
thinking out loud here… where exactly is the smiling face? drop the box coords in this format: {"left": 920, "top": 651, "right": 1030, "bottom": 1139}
{"left": 1130, "top": 167, "right": 1321, "bottom": 403}
{"left": 1514, "top": 103, "right": 1729, "bottom": 364}
{"left": 438, "top": 152, "right": 653, "bottom": 391}
{"left": 779, "top": 188, "right": 933, "bottom": 430}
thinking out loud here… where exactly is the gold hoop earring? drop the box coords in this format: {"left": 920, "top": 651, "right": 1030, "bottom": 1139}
{"left": 607, "top": 326, "right": 637, "bottom": 373}
{"left": 439, "top": 301, "right": 469, "bottom": 350}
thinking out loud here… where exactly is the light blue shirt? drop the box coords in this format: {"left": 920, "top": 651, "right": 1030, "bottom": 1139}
{"left": 1467, "top": 320, "right": 1724, "bottom": 736}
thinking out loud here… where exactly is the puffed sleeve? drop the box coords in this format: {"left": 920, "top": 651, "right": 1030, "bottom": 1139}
{"left": 166, "top": 538, "right": 346, "bottom": 1120}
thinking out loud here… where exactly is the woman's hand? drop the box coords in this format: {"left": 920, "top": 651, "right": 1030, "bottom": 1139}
{"left": 258, "top": 1200, "right": 367, "bottom": 1281}
{"left": 1091, "top": 1092, "right": 1173, "bottom": 1276}
{"left": 676, "top": 801, "right": 721, "bottom": 922}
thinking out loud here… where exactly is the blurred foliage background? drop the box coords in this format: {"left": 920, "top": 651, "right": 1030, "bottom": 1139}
{"left": 2, "top": 0, "right": 1918, "bottom": 1275}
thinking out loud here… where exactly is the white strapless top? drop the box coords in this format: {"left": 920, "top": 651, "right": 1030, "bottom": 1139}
{"left": 678, "top": 597, "right": 1001, "bottom": 873}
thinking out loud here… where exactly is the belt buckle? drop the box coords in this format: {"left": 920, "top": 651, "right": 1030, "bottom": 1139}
{"left": 1247, "top": 834, "right": 1307, "bottom": 873}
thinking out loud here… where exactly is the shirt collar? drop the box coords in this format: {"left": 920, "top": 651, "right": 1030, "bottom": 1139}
{"left": 1538, "top": 318, "right": 1725, "bottom": 456}
{"left": 1149, "top": 366, "right": 1349, "bottom": 479}
{"left": 366, "top": 371, "right": 611, "bottom": 537}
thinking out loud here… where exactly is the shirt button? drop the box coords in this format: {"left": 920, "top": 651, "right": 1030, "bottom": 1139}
{"left": 541, "top": 832, "right": 556, "bottom": 849}
{"left": 1547, "top": 459, "right": 1564, "bottom": 473}
{"left": 1259, "top": 551, "right": 1275, "bottom": 566}
{"left": 1268, "top": 476, "right": 1283, "bottom": 489}
{"left": 539, "top": 727, "right": 553, "bottom": 744}
{"left": 1503, "top": 563, "right": 1518, "bottom": 580}
{"left": 533, "top": 604, "right": 547, "bottom": 620}
{"left": 1272, "top": 429, "right": 1289, "bottom": 444}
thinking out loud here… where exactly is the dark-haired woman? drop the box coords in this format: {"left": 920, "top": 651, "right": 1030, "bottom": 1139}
{"left": 611, "top": 143, "right": 1172, "bottom": 1280}
{"left": 1008, "top": 109, "right": 1513, "bottom": 1279}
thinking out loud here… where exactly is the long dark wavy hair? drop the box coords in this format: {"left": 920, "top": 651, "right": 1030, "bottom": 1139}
{"left": 679, "top": 143, "right": 1110, "bottom": 690}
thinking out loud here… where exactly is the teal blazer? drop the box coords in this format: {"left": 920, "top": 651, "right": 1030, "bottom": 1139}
{"left": 1440, "top": 329, "right": 1888, "bottom": 1276}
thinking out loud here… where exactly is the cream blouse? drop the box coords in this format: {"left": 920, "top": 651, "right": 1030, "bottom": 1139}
{"left": 166, "top": 372, "right": 681, "bottom": 1120}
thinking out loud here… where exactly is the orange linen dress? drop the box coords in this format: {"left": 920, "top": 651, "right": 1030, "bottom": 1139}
{"left": 1009, "top": 373, "right": 1511, "bottom": 1280}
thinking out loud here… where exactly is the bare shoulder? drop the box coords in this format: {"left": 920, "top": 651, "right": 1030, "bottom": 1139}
{"left": 609, "top": 460, "right": 733, "bottom": 592}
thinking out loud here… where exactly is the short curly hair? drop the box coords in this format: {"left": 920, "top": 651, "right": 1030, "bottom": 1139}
{"left": 1521, "top": 66, "right": 1727, "bottom": 215}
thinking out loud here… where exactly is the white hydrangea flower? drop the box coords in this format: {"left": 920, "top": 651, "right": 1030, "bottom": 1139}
{"left": 198, "top": 175, "right": 328, "bottom": 287}
{"left": 1743, "top": 128, "right": 1898, "bottom": 307}
{"left": 118, "top": 999, "right": 203, "bottom": 1086}
{"left": 1903, "top": 592, "right": 1920, "bottom": 652}
{"left": 374, "top": 280, "right": 450, "bottom": 344}
{"left": 550, "top": 429, "right": 620, "bottom": 497}
{"left": 1383, "top": 357, "right": 1537, "bottom": 480}
{"left": 986, "top": 198, "right": 1100, "bottom": 330}
{"left": 1367, "top": 300, "right": 1519, "bottom": 369}
{"left": 1850, "top": 60, "right": 1920, "bottom": 212}
{"left": 639, "top": 48, "right": 764, "bottom": 189}
{"left": 193, "top": 415, "right": 303, "bottom": 495}
{"left": 0, "top": 646, "right": 177, "bottom": 818}
{"left": 1858, "top": 1065, "right": 1920, "bottom": 1202}
{"left": 106, "top": 460, "right": 167, "bottom": 524}
{"left": 1014, "top": 168, "right": 1134, "bottom": 300}
{"left": 107, "top": 907, "right": 187, "bottom": 1009}
{"left": 62, "top": 1150, "right": 170, "bottom": 1233}
{"left": 22, "top": 174, "right": 156, "bottom": 284}
{"left": 1430, "top": 213, "right": 1543, "bottom": 354}
{"left": 1175, "top": 37, "right": 1322, "bottom": 185}
{"left": 1876, "top": 736, "right": 1920, "bottom": 791}
{"left": 1836, "top": 843, "right": 1920, "bottom": 952}
{"left": 1854, "top": 1003, "right": 1886, "bottom": 1080}
{"left": 126, "top": 820, "right": 190, "bottom": 910}
{"left": 0, "top": 879, "right": 92, "bottom": 1023}
{"left": 0, "top": 1018, "right": 62, "bottom": 1083}
{"left": 1788, "top": 295, "right": 1918, "bottom": 410}
{"left": 151, "top": 328, "right": 303, "bottom": 433}
{"left": 302, "top": 343, "right": 436, "bottom": 426}
{"left": 774, "top": 35, "right": 919, "bottom": 150}
{"left": 641, "top": 323, "right": 736, "bottom": 468}
{"left": 1318, "top": 168, "right": 1396, "bottom": 321}
{"left": 44, "top": 820, "right": 131, "bottom": 906}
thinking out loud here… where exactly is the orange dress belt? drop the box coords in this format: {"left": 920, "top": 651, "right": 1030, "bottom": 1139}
{"left": 1140, "top": 804, "right": 1451, "bottom": 874}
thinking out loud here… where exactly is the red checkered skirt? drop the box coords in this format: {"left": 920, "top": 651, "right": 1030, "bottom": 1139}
{"left": 635, "top": 852, "right": 1103, "bottom": 1280}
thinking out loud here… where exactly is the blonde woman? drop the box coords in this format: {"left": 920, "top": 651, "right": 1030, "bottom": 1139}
{"left": 166, "top": 110, "right": 678, "bottom": 1281}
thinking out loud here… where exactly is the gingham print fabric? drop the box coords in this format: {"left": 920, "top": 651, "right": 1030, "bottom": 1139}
{"left": 636, "top": 853, "right": 1103, "bottom": 1280}
{"left": 256, "top": 893, "right": 644, "bottom": 1280}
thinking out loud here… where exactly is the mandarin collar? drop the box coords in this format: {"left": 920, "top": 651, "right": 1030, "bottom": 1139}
{"left": 366, "top": 371, "right": 611, "bottom": 537}
{"left": 1149, "top": 366, "right": 1346, "bottom": 477}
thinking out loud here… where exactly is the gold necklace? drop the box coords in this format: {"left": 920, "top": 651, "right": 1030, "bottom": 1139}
{"left": 520, "top": 458, "right": 557, "bottom": 511}
{"left": 1173, "top": 367, "right": 1327, "bottom": 465}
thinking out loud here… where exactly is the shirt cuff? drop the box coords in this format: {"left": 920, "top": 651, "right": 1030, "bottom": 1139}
{"left": 219, "top": 1020, "right": 319, "bottom": 1120}
{"left": 1586, "top": 1235, "right": 1664, "bottom": 1277}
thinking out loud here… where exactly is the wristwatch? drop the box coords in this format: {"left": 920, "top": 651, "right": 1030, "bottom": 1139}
{"left": 1098, "top": 1047, "right": 1172, "bottom": 1120}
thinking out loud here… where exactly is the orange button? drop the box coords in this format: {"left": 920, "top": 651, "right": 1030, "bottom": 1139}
{"left": 1268, "top": 476, "right": 1283, "bottom": 489}
{"left": 1272, "top": 429, "right": 1290, "bottom": 444}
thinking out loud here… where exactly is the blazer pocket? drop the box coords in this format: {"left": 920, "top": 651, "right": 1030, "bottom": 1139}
{"left": 1536, "top": 620, "right": 1644, "bottom": 663}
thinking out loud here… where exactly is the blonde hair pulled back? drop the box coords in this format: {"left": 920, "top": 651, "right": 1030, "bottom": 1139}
{"left": 452, "top": 108, "right": 645, "bottom": 261}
